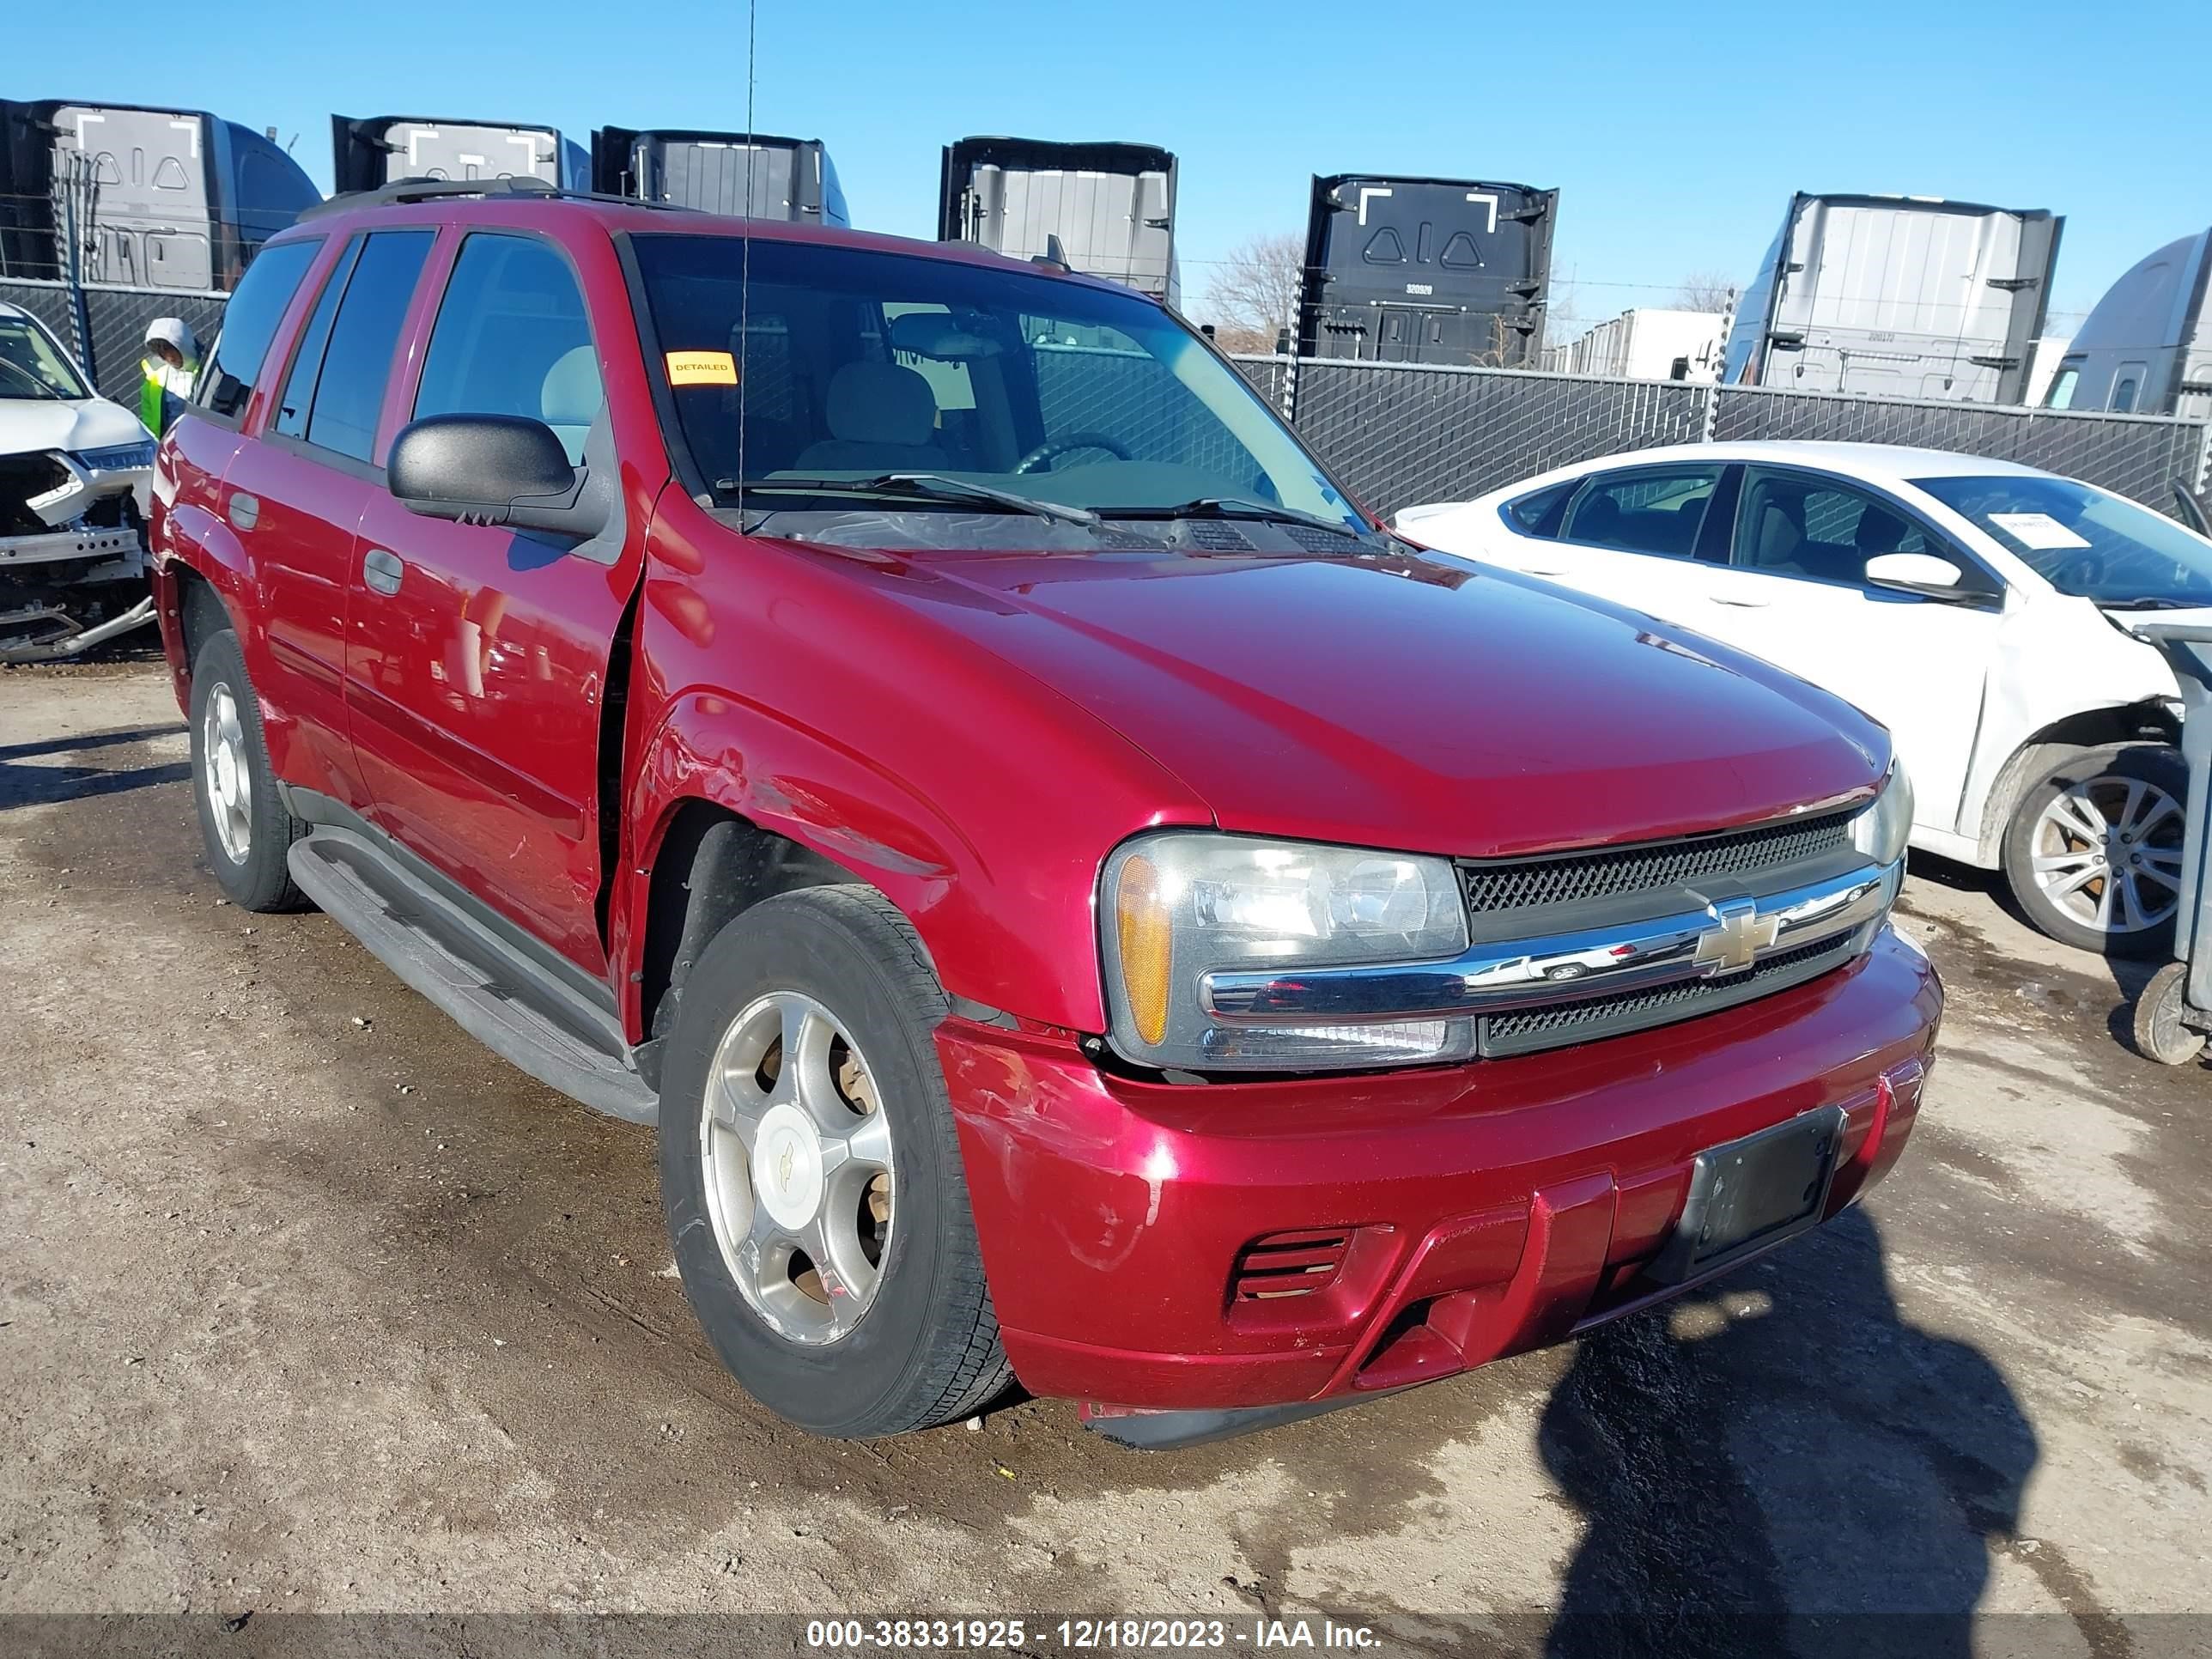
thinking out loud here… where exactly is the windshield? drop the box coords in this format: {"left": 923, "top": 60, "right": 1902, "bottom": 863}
{"left": 1913, "top": 472, "right": 2212, "bottom": 607}
{"left": 0, "top": 315, "right": 92, "bottom": 401}
{"left": 631, "top": 234, "right": 1363, "bottom": 532}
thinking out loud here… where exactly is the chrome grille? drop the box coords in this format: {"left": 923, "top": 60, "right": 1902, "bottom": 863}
{"left": 1479, "top": 933, "right": 1862, "bottom": 1058}
{"left": 1460, "top": 810, "right": 1856, "bottom": 915}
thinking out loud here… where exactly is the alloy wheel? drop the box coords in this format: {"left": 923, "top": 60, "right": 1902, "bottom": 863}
{"left": 202, "top": 682, "right": 253, "bottom": 864}
{"left": 699, "top": 989, "right": 895, "bottom": 1345}
{"left": 2030, "top": 772, "right": 2184, "bottom": 938}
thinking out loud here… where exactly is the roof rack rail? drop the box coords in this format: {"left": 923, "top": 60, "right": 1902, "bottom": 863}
{"left": 297, "top": 175, "right": 694, "bottom": 222}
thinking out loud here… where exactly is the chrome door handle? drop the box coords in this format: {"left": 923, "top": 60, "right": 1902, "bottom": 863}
{"left": 362, "top": 548, "right": 404, "bottom": 596}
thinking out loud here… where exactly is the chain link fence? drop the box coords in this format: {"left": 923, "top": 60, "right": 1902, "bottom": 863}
{"left": 1231, "top": 356, "right": 2212, "bottom": 520}
{"left": 1, "top": 276, "right": 230, "bottom": 405}
{"left": 6, "top": 276, "right": 2204, "bottom": 520}
{"left": 1710, "top": 385, "right": 2208, "bottom": 507}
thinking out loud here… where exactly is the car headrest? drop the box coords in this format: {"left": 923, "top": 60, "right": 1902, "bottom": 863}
{"left": 1574, "top": 493, "right": 1623, "bottom": 538}
{"left": 826, "top": 361, "right": 938, "bottom": 447}
{"left": 540, "top": 344, "right": 603, "bottom": 429}
{"left": 1757, "top": 501, "right": 1803, "bottom": 563}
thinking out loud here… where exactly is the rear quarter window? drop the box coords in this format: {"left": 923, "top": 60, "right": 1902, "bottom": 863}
{"left": 1504, "top": 478, "right": 1577, "bottom": 537}
{"left": 197, "top": 238, "right": 322, "bottom": 420}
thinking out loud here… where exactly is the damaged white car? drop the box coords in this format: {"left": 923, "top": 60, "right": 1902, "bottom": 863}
{"left": 1398, "top": 442, "right": 2212, "bottom": 958}
{"left": 0, "top": 301, "right": 156, "bottom": 661}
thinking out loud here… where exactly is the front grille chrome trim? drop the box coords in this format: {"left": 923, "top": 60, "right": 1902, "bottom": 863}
{"left": 1200, "top": 860, "right": 1900, "bottom": 1027}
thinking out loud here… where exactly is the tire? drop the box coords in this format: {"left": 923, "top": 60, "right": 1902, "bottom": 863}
{"left": 2131, "top": 961, "right": 2205, "bottom": 1066}
{"left": 659, "top": 885, "right": 1012, "bottom": 1437}
{"left": 2002, "top": 743, "right": 2186, "bottom": 959}
{"left": 187, "top": 628, "right": 309, "bottom": 912}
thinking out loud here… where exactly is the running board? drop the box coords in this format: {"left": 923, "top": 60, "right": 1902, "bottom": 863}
{"left": 287, "top": 828, "right": 657, "bottom": 1124}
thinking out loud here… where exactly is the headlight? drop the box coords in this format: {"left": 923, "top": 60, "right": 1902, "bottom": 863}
{"left": 1101, "top": 832, "right": 1472, "bottom": 1073}
{"left": 1849, "top": 758, "right": 1914, "bottom": 867}
{"left": 72, "top": 441, "right": 156, "bottom": 471}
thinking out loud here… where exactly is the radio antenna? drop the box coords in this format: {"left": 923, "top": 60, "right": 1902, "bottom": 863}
{"left": 736, "top": 0, "right": 757, "bottom": 505}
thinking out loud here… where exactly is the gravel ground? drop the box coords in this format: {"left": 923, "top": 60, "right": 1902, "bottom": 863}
{"left": 2, "top": 662, "right": 2208, "bottom": 1657}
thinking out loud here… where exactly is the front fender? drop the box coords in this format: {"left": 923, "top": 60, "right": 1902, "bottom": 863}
{"left": 614, "top": 690, "right": 1072, "bottom": 1042}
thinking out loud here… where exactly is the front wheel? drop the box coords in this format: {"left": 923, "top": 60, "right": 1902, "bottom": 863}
{"left": 2002, "top": 744, "right": 2185, "bottom": 959}
{"left": 658, "top": 885, "right": 1011, "bottom": 1437}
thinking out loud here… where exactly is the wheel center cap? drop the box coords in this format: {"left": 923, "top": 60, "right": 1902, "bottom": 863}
{"left": 752, "top": 1102, "right": 823, "bottom": 1229}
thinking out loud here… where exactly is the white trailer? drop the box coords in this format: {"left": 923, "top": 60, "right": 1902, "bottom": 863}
{"left": 1540, "top": 307, "right": 1726, "bottom": 381}
{"left": 1722, "top": 193, "right": 2063, "bottom": 403}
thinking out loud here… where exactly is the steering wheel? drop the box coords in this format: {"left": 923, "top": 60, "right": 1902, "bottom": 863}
{"left": 0, "top": 357, "right": 47, "bottom": 396}
{"left": 1013, "top": 431, "right": 1132, "bottom": 474}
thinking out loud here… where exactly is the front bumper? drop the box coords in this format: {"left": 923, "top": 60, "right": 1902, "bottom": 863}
{"left": 939, "top": 925, "right": 1939, "bottom": 1414}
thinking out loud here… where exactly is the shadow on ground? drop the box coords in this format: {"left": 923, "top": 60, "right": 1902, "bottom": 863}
{"left": 1540, "top": 1210, "right": 2036, "bottom": 1659}
{"left": 0, "top": 721, "right": 186, "bottom": 812}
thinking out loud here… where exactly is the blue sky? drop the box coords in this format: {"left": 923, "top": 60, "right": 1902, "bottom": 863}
{"left": 9, "top": 0, "right": 2205, "bottom": 332}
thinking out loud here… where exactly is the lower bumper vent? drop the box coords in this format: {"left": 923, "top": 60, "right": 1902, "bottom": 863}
{"left": 1231, "top": 1230, "right": 1352, "bottom": 1302}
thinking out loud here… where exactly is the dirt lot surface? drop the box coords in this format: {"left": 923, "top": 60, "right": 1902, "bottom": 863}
{"left": 3, "top": 662, "right": 2209, "bottom": 1657}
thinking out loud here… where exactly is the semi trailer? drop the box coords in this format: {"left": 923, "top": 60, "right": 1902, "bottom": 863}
{"left": 938, "top": 137, "right": 1177, "bottom": 303}
{"left": 1721, "top": 192, "right": 2063, "bottom": 403}
{"left": 331, "top": 113, "right": 588, "bottom": 193}
{"left": 1294, "top": 174, "right": 1558, "bottom": 368}
{"left": 2045, "top": 226, "right": 2211, "bottom": 420}
{"left": 591, "top": 127, "right": 847, "bottom": 225}
{"left": 0, "top": 100, "right": 318, "bottom": 290}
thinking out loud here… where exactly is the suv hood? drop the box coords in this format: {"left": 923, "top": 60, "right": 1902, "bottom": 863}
{"left": 0, "top": 396, "right": 143, "bottom": 458}
{"left": 857, "top": 543, "right": 1887, "bottom": 858}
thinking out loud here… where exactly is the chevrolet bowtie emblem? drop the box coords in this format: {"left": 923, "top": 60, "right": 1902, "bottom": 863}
{"left": 1693, "top": 898, "right": 1778, "bottom": 975}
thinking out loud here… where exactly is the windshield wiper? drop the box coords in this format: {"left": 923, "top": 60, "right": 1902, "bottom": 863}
{"left": 1097, "top": 496, "right": 1370, "bottom": 541}
{"left": 2102, "top": 597, "right": 2202, "bottom": 611}
{"left": 718, "top": 472, "right": 1099, "bottom": 527}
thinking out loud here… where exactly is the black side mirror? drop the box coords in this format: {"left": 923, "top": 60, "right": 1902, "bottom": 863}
{"left": 388, "top": 414, "right": 605, "bottom": 538}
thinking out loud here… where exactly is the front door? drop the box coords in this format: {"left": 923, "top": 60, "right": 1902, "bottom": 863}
{"left": 345, "top": 230, "right": 628, "bottom": 973}
{"left": 1690, "top": 465, "right": 2002, "bottom": 834}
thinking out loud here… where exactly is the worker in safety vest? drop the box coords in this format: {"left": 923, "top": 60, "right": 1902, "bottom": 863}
{"left": 138, "top": 318, "right": 201, "bottom": 434}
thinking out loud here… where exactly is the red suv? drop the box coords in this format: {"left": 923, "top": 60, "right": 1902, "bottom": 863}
{"left": 148, "top": 180, "right": 1939, "bottom": 1446}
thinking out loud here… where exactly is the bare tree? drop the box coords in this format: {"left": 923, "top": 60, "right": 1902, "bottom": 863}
{"left": 1200, "top": 232, "right": 1305, "bottom": 354}
{"left": 1674, "top": 270, "right": 1737, "bottom": 313}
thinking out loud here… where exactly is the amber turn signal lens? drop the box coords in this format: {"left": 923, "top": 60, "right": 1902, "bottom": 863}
{"left": 1115, "top": 853, "right": 1173, "bottom": 1047}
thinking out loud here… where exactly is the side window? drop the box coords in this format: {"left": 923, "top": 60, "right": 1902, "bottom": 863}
{"left": 196, "top": 237, "right": 321, "bottom": 420}
{"left": 1734, "top": 469, "right": 1950, "bottom": 587}
{"left": 2112, "top": 375, "right": 2141, "bottom": 415}
{"left": 2045, "top": 365, "right": 2080, "bottom": 410}
{"left": 414, "top": 234, "right": 600, "bottom": 465}
{"left": 1560, "top": 465, "right": 1721, "bottom": 558}
{"left": 296, "top": 230, "right": 434, "bottom": 463}
{"left": 272, "top": 239, "right": 361, "bottom": 439}
{"left": 1504, "top": 478, "right": 1577, "bottom": 537}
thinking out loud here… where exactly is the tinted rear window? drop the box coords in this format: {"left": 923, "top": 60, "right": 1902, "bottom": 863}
{"left": 198, "top": 239, "right": 321, "bottom": 419}
{"left": 303, "top": 230, "right": 434, "bottom": 463}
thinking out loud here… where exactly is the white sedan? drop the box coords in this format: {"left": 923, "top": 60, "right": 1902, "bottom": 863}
{"left": 1398, "top": 441, "right": 2210, "bottom": 957}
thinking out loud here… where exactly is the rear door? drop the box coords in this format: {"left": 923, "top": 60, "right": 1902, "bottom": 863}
{"left": 344, "top": 229, "right": 629, "bottom": 973}
{"left": 1480, "top": 460, "right": 1733, "bottom": 623}
{"left": 1688, "top": 465, "right": 2002, "bottom": 831}
{"left": 221, "top": 227, "right": 437, "bottom": 810}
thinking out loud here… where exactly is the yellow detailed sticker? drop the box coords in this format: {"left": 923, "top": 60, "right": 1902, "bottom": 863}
{"left": 665, "top": 349, "right": 738, "bottom": 386}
